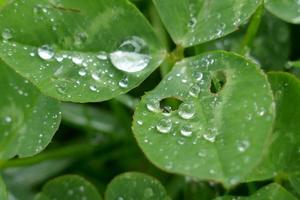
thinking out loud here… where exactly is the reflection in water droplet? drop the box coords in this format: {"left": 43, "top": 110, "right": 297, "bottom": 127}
{"left": 2, "top": 28, "right": 13, "bottom": 40}
{"left": 180, "top": 124, "right": 193, "bottom": 137}
{"left": 38, "top": 45, "right": 55, "bottom": 60}
{"left": 178, "top": 103, "right": 195, "bottom": 119}
{"left": 156, "top": 118, "right": 172, "bottom": 134}
{"left": 119, "top": 77, "right": 129, "bottom": 88}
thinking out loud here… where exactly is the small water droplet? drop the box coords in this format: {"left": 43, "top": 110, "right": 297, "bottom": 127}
{"left": 203, "top": 132, "right": 216, "bottom": 143}
{"left": 156, "top": 118, "right": 172, "bottom": 134}
{"left": 4, "top": 116, "right": 12, "bottom": 123}
{"left": 119, "top": 77, "right": 129, "bottom": 88}
{"left": 178, "top": 103, "right": 195, "bottom": 119}
{"left": 78, "top": 69, "right": 87, "bottom": 76}
{"left": 237, "top": 140, "right": 250, "bottom": 152}
{"left": 137, "top": 120, "right": 143, "bottom": 125}
{"left": 38, "top": 45, "right": 55, "bottom": 60}
{"left": 194, "top": 72, "right": 203, "bottom": 81}
{"left": 89, "top": 85, "right": 98, "bottom": 92}
{"left": 91, "top": 72, "right": 101, "bottom": 81}
{"left": 144, "top": 188, "right": 154, "bottom": 198}
{"left": 189, "top": 84, "right": 201, "bottom": 97}
{"left": 97, "top": 51, "right": 108, "bottom": 60}
{"left": 180, "top": 124, "right": 193, "bottom": 137}
{"left": 2, "top": 28, "right": 13, "bottom": 40}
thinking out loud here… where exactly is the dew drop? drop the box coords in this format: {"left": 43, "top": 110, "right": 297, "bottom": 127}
{"left": 144, "top": 188, "right": 154, "bottom": 198}
{"left": 72, "top": 55, "right": 84, "bottom": 65}
{"left": 180, "top": 124, "right": 193, "bottom": 137}
{"left": 178, "top": 103, "right": 195, "bottom": 119}
{"left": 237, "top": 140, "right": 250, "bottom": 152}
{"left": 189, "top": 84, "right": 201, "bottom": 97}
{"left": 156, "top": 119, "right": 172, "bottom": 134}
{"left": 2, "top": 28, "right": 13, "bottom": 40}
{"left": 146, "top": 99, "right": 160, "bottom": 112}
{"left": 203, "top": 132, "right": 216, "bottom": 143}
{"left": 89, "top": 85, "right": 97, "bottom": 92}
{"left": 37, "top": 45, "right": 55, "bottom": 60}
{"left": 109, "top": 36, "right": 151, "bottom": 73}
{"left": 119, "top": 77, "right": 129, "bottom": 88}
{"left": 78, "top": 69, "right": 87, "bottom": 77}
{"left": 91, "top": 72, "right": 101, "bottom": 81}
{"left": 97, "top": 51, "right": 108, "bottom": 60}
{"left": 4, "top": 116, "right": 12, "bottom": 123}
{"left": 194, "top": 72, "right": 203, "bottom": 81}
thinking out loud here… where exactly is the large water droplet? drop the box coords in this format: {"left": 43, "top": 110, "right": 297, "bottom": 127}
{"left": 38, "top": 45, "right": 55, "bottom": 60}
{"left": 110, "top": 51, "right": 151, "bottom": 73}
{"left": 109, "top": 36, "right": 151, "bottom": 73}
{"left": 2, "top": 28, "right": 13, "bottom": 40}
{"left": 178, "top": 103, "right": 195, "bottom": 119}
{"left": 156, "top": 119, "right": 172, "bottom": 134}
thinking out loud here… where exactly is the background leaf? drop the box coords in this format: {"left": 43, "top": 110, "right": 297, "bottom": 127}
{"left": 35, "top": 175, "right": 102, "bottom": 200}
{"left": 246, "top": 72, "right": 300, "bottom": 194}
{"left": 0, "top": 0, "right": 165, "bottom": 102}
{"left": 215, "top": 183, "right": 297, "bottom": 200}
{"left": 132, "top": 51, "right": 275, "bottom": 187}
{"left": 105, "top": 172, "right": 170, "bottom": 200}
{"left": 0, "top": 176, "right": 8, "bottom": 200}
{"left": 153, "top": 0, "right": 262, "bottom": 47}
{"left": 0, "top": 62, "right": 61, "bottom": 159}
{"left": 265, "top": 0, "right": 300, "bottom": 24}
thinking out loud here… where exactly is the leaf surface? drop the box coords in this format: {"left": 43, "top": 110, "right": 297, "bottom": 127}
{"left": 0, "top": 62, "right": 61, "bottom": 159}
{"left": 35, "top": 175, "right": 102, "bottom": 200}
{"left": 215, "top": 183, "right": 297, "bottom": 200}
{"left": 0, "top": 0, "right": 165, "bottom": 102}
{"left": 153, "top": 0, "right": 262, "bottom": 47}
{"left": 132, "top": 51, "right": 275, "bottom": 187}
{"left": 105, "top": 172, "right": 170, "bottom": 200}
{"left": 247, "top": 72, "right": 300, "bottom": 194}
{"left": 265, "top": 0, "right": 300, "bottom": 24}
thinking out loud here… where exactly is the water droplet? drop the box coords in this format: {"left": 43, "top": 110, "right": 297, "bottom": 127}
{"left": 37, "top": 45, "right": 55, "bottom": 60}
{"left": 189, "top": 84, "right": 201, "bottom": 97}
{"left": 237, "top": 140, "right": 250, "bottom": 152}
{"left": 146, "top": 99, "right": 160, "bottom": 112}
{"left": 110, "top": 51, "right": 151, "bottom": 73}
{"left": 97, "top": 51, "right": 108, "bottom": 60}
{"left": 110, "top": 36, "right": 151, "bottom": 73}
{"left": 78, "top": 69, "right": 87, "bottom": 76}
{"left": 119, "top": 77, "right": 128, "bottom": 88}
{"left": 72, "top": 55, "right": 83, "bottom": 65}
{"left": 91, "top": 72, "right": 101, "bottom": 81}
{"left": 156, "top": 119, "right": 172, "bottom": 134}
{"left": 89, "top": 85, "right": 98, "bottom": 92}
{"left": 180, "top": 124, "right": 193, "bottom": 137}
{"left": 137, "top": 120, "right": 143, "bottom": 125}
{"left": 194, "top": 72, "right": 203, "bottom": 81}
{"left": 178, "top": 103, "right": 195, "bottom": 119}
{"left": 4, "top": 116, "right": 12, "bottom": 123}
{"left": 74, "top": 32, "right": 88, "bottom": 47}
{"left": 2, "top": 28, "right": 13, "bottom": 40}
{"left": 203, "top": 132, "right": 216, "bottom": 143}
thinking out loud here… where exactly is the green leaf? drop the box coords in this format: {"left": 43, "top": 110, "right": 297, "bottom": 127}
{"left": 215, "top": 183, "right": 297, "bottom": 200}
{"left": 105, "top": 172, "right": 170, "bottom": 200}
{"left": 246, "top": 72, "right": 300, "bottom": 193}
{"left": 265, "top": 0, "right": 300, "bottom": 24}
{"left": 0, "top": 176, "right": 8, "bottom": 200}
{"left": 0, "top": 0, "right": 165, "bottom": 103}
{"left": 197, "top": 12, "right": 291, "bottom": 70}
{"left": 132, "top": 51, "right": 275, "bottom": 187}
{"left": 0, "top": 62, "right": 61, "bottom": 159}
{"left": 35, "top": 175, "right": 102, "bottom": 200}
{"left": 153, "top": 0, "right": 262, "bottom": 47}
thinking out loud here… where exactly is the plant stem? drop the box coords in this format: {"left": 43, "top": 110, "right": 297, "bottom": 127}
{"left": 160, "top": 45, "right": 185, "bottom": 77}
{"left": 239, "top": 3, "right": 264, "bottom": 55}
{"left": 0, "top": 143, "right": 96, "bottom": 169}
